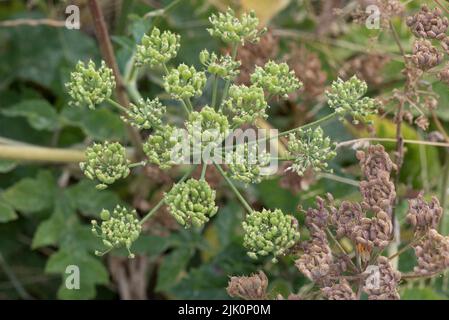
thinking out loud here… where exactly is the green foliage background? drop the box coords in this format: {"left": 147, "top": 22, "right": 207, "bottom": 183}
{"left": 0, "top": 0, "right": 448, "bottom": 300}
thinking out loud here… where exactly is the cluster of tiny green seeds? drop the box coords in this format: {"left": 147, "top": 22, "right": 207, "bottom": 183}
{"left": 91, "top": 205, "right": 141, "bottom": 258}
{"left": 80, "top": 141, "right": 130, "bottom": 190}
{"left": 207, "top": 8, "right": 265, "bottom": 44}
{"left": 165, "top": 178, "right": 218, "bottom": 228}
{"left": 326, "top": 76, "right": 379, "bottom": 124}
{"left": 164, "top": 64, "right": 207, "bottom": 101}
{"left": 66, "top": 60, "right": 115, "bottom": 109}
{"left": 224, "top": 84, "right": 268, "bottom": 126}
{"left": 186, "top": 106, "right": 230, "bottom": 150}
{"left": 243, "top": 209, "right": 300, "bottom": 263}
{"left": 226, "top": 143, "right": 270, "bottom": 184}
{"left": 287, "top": 127, "right": 336, "bottom": 176}
{"left": 199, "top": 49, "right": 241, "bottom": 80}
{"left": 135, "top": 27, "right": 180, "bottom": 67}
{"left": 251, "top": 61, "right": 302, "bottom": 98}
{"left": 143, "top": 125, "right": 185, "bottom": 169}
{"left": 122, "top": 97, "right": 166, "bottom": 130}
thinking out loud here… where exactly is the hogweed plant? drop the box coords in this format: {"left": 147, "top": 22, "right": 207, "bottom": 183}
{"left": 64, "top": 7, "right": 449, "bottom": 298}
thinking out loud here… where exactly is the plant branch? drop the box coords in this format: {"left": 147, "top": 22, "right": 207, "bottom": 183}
{"left": 0, "top": 145, "right": 85, "bottom": 163}
{"left": 213, "top": 162, "right": 253, "bottom": 214}
{"left": 88, "top": 0, "right": 144, "bottom": 159}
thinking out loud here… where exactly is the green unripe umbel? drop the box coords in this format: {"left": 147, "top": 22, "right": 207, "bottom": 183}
{"left": 224, "top": 84, "right": 268, "bottom": 126}
{"left": 165, "top": 178, "right": 218, "bottom": 228}
{"left": 164, "top": 64, "right": 207, "bottom": 101}
{"left": 207, "top": 8, "right": 265, "bottom": 45}
{"left": 135, "top": 27, "right": 180, "bottom": 67}
{"left": 143, "top": 125, "right": 184, "bottom": 170}
{"left": 92, "top": 205, "right": 142, "bottom": 259}
{"left": 66, "top": 60, "right": 115, "bottom": 109}
{"left": 122, "top": 97, "right": 166, "bottom": 130}
{"left": 243, "top": 209, "right": 300, "bottom": 263}
{"left": 226, "top": 143, "right": 270, "bottom": 184}
{"left": 199, "top": 49, "right": 241, "bottom": 80}
{"left": 326, "top": 75, "right": 379, "bottom": 124}
{"left": 80, "top": 141, "right": 130, "bottom": 190}
{"left": 186, "top": 106, "right": 230, "bottom": 150}
{"left": 287, "top": 127, "right": 336, "bottom": 176}
{"left": 251, "top": 61, "right": 302, "bottom": 98}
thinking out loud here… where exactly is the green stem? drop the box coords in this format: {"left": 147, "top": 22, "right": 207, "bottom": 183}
{"left": 211, "top": 74, "right": 218, "bottom": 109}
{"left": 106, "top": 98, "right": 129, "bottom": 114}
{"left": 439, "top": 150, "right": 449, "bottom": 233}
{"left": 185, "top": 99, "right": 194, "bottom": 112}
{"left": 180, "top": 100, "right": 191, "bottom": 114}
{"left": 128, "top": 161, "right": 147, "bottom": 168}
{"left": 274, "top": 112, "right": 336, "bottom": 139}
{"left": 139, "top": 165, "right": 197, "bottom": 224}
{"left": 213, "top": 162, "right": 253, "bottom": 214}
{"left": 200, "top": 163, "right": 207, "bottom": 180}
{"left": 219, "top": 43, "right": 238, "bottom": 109}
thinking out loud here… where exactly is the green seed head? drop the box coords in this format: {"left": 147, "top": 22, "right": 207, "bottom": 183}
{"left": 164, "top": 64, "right": 207, "bottom": 101}
{"left": 326, "top": 75, "right": 379, "bottom": 124}
{"left": 243, "top": 208, "right": 300, "bottom": 262}
{"left": 224, "top": 84, "right": 268, "bottom": 126}
{"left": 207, "top": 8, "right": 265, "bottom": 45}
{"left": 287, "top": 127, "right": 337, "bottom": 176}
{"left": 226, "top": 143, "right": 270, "bottom": 184}
{"left": 92, "top": 205, "right": 141, "bottom": 258}
{"left": 80, "top": 141, "right": 130, "bottom": 189}
{"left": 143, "top": 124, "right": 185, "bottom": 170}
{"left": 122, "top": 98, "right": 166, "bottom": 130}
{"left": 199, "top": 49, "right": 241, "bottom": 80}
{"left": 66, "top": 60, "right": 115, "bottom": 109}
{"left": 186, "top": 106, "right": 230, "bottom": 150}
{"left": 165, "top": 178, "right": 218, "bottom": 228}
{"left": 135, "top": 27, "right": 180, "bottom": 67}
{"left": 251, "top": 61, "right": 302, "bottom": 98}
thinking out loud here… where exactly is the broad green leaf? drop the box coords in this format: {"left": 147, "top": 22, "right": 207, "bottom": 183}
{"left": 61, "top": 107, "right": 126, "bottom": 141}
{"left": 256, "top": 178, "right": 300, "bottom": 213}
{"left": 66, "top": 180, "right": 122, "bottom": 217}
{"left": 2, "top": 170, "right": 56, "bottom": 215}
{"left": 0, "top": 202, "right": 17, "bottom": 222}
{"left": 1, "top": 99, "right": 59, "bottom": 131}
{"left": 45, "top": 248, "right": 108, "bottom": 300}
{"left": 156, "top": 247, "right": 194, "bottom": 292}
{"left": 32, "top": 214, "right": 64, "bottom": 249}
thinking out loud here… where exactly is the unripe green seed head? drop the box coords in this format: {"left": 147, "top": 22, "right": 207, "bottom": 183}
{"left": 326, "top": 75, "right": 379, "bottom": 124}
{"left": 243, "top": 208, "right": 300, "bottom": 262}
{"left": 226, "top": 143, "right": 270, "bottom": 184}
{"left": 186, "top": 106, "right": 230, "bottom": 150}
{"left": 165, "top": 178, "right": 218, "bottom": 228}
{"left": 207, "top": 8, "right": 265, "bottom": 45}
{"left": 122, "top": 97, "right": 166, "bottom": 130}
{"left": 251, "top": 61, "right": 302, "bottom": 98}
{"left": 224, "top": 84, "right": 268, "bottom": 126}
{"left": 92, "top": 205, "right": 141, "bottom": 258}
{"left": 80, "top": 141, "right": 130, "bottom": 189}
{"left": 286, "top": 127, "right": 336, "bottom": 176}
{"left": 143, "top": 124, "right": 185, "bottom": 170}
{"left": 135, "top": 27, "right": 180, "bottom": 67}
{"left": 164, "top": 64, "right": 206, "bottom": 101}
{"left": 199, "top": 49, "right": 241, "bottom": 80}
{"left": 66, "top": 60, "right": 115, "bottom": 109}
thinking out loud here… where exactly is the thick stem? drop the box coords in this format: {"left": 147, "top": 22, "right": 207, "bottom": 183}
{"left": 0, "top": 145, "right": 85, "bottom": 163}
{"left": 213, "top": 162, "right": 253, "bottom": 214}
